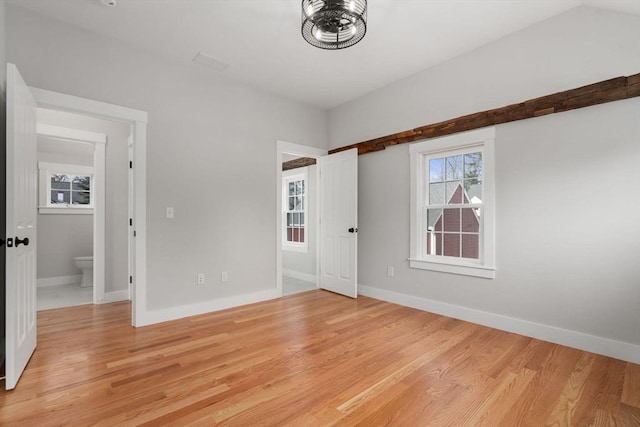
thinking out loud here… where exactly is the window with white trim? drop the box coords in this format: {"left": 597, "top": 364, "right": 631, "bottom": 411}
{"left": 282, "top": 168, "right": 308, "bottom": 252}
{"left": 409, "top": 127, "right": 495, "bottom": 278}
{"left": 38, "top": 162, "right": 94, "bottom": 214}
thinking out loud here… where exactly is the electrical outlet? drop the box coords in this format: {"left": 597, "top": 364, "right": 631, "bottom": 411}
{"left": 197, "top": 273, "right": 205, "bottom": 285}
{"left": 166, "top": 207, "right": 174, "bottom": 219}
{"left": 387, "top": 266, "right": 394, "bottom": 277}
{"left": 221, "top": 271, "right": 228, "bottom": 282}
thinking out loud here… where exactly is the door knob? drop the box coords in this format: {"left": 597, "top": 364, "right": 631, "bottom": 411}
{"left": 15, "top": 237, "right": 29, "bottom": 247}
{"left": 348, "top": 227, "right": 358, "bottom": 233}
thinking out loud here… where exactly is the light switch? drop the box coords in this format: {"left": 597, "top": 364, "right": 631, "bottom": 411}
{"left": 166, "top": 207, "right": 174, "bottom": 219}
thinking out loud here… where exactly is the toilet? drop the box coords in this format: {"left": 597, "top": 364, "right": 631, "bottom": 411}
{"left": 74, "top": 256, "right": 94, "bottom": 288}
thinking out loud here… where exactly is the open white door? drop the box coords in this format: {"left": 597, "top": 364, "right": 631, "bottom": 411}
{"left": 319, "top": 148, "right": 358, "bottom": 298}
{"left": 5, "top": 64, "right": 38, "bottom": 390}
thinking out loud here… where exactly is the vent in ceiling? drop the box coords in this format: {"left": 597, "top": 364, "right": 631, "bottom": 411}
{"left": 192, "top": 52, "right": 230, "bottom": 72}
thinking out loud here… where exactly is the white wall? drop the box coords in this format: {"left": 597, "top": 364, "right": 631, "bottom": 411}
{"left": 329, "top": 6, "right": 640, "bottom": 360}
{"left": 36, "top": 145, "right": 94, "bottom": 281}
{"left": 5, "top": 5, "right": 328, "bottom": 311}
{"left": 282, "top": 165, "right": 317, "bottom": 281}
{"left": 329, "top": 7, "right": 640, "bottom": 149}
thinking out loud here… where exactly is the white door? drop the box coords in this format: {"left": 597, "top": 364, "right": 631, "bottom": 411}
{"left": 5, "top": 64, "right": 38, "bottom": 390}
{"left": 319, "top": 148, "right": 358, "bottom": 298}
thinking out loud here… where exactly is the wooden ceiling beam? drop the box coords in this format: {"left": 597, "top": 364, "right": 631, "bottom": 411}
{"left": 329, "top": 73, "right": 640, "bottom": 156}
{"left": 282, "top": 157, "right": 317, "bottom": 171}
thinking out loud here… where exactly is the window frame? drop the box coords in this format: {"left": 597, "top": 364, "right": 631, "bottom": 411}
{"left": 409, "top": 127, "right": 496, "bottom": 279}
{"left": 282, "top": 168, "right": 308, "bottom": 253}
{"left": 38, "top": 161, "right": 95, "bottom": 215}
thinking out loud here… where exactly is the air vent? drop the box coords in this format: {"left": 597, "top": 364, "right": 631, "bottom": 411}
{"left": 192, "top": 51, "right": 230, "bottom": 72}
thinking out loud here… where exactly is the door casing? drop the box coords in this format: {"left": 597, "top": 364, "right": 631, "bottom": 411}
{"left": 29, "top": 87, "right": 148, "bottom": 327}
{"left": 276, "top": 141, "right": 326, "bottom": 296}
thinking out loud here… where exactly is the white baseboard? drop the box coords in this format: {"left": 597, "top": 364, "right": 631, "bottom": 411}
{"left": 136, "top": 289, "right": 281, "bottom": 327}
{"left": 283, "top": 269, "right": 317, "bottom": 284}
{"left": 37, "top": 275, "right": 81, "bottom": 288}
{"left": 102, "top": 290, "right": 130, "bottom": 304}
{"left": 358, "top": 285, "right": 640, "bottom": 364}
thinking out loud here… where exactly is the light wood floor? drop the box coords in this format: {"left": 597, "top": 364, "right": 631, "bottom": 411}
{"left": 1, "top": 290, "right": 639, "bottom": 426}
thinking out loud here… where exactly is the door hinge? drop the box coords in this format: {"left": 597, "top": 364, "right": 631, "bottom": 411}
{"left": 134, "top": 230, "right": 137, "bottom": 237}
{"left": 129, "top": 218, "right": 133, "bottom": 226}
{"left": 129, "top": 161, "right": 133, "bottom": 169}
{"left": 129, "top": 276, "right": 133, "bottom": 284}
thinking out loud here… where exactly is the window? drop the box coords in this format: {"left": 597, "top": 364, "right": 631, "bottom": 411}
{"left": 283, "top": 169, "right": 308, "bottom": 252}
{"left": 38, "top": 162, "right": 94, "bottom": 214}
{"left": 409, "top": 127, "right": 495, "bottom": 278}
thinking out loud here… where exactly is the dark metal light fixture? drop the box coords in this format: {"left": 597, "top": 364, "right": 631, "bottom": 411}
{"left": 301, "top": 0, "right": 367, "bottom": 50}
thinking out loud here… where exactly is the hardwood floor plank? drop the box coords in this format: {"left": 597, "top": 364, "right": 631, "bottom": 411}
{"left": 622, "top": 362, "right": 640, "bottom": 408}
{"left": 499, "top": 344, "right": 584, "bottom": 427}
{"left": 545, "top": 352, "right": 596, "bottom": 426}
{"left": 1, "top": 291, "right": 638, "bottom": 426}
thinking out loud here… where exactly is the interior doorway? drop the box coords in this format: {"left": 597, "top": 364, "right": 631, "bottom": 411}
{"left": 33, "top": 108, "right": 130, "bottom": 310}
{"left": 28, "top": 85, "right": 148, "bottom": 327}
{"left": 276, "top": 141, "right": 327, "bottom": 296}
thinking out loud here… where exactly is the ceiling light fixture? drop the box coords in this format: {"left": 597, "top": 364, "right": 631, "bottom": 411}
{"left": 301, "top": 0, "right": 367, "bottom": 50}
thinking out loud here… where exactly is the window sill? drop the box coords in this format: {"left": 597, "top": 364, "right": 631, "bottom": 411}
{"left": 409, "top": 258, "right": 495, "bottom": 279}
{"left": 39, "top": 207, "right": 94, "bottom": 215}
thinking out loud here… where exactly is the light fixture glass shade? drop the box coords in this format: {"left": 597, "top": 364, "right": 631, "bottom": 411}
{"left": 301, "top": 0, "right": 367, "bottom": 50}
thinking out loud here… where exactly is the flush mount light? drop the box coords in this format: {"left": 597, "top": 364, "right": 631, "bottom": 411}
{"left": 301, "top": 0, "right": 367, "bottom": 50}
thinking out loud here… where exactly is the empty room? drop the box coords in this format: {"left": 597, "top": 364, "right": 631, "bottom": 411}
{"left": 1, "top": 0, "right": 639, "bottom": 425}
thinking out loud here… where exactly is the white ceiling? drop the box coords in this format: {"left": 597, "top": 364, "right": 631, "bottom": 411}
{"left": 9, "top": 0, "right": 640, "bottom": 109}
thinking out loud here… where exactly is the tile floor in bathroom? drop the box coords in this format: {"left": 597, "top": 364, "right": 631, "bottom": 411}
{"left": 37, "top": 282, "right": 93, "bottom": 311}
{"left": 282, "top": 275, "right": 317, "bottom": 296}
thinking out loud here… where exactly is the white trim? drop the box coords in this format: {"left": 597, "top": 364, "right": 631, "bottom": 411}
{"left": 37, "top": 207, "right": 93, "bottom": 215}
{"left": 93, "top": 142, "right": 106, "bottom": 304}
{"left": 101, "top": 290, "right": 130, "bottom": 304}
{"left": 38, "top": 162, "right": 94, "bottom": 174}
{"left": 37, "top": 123, "right": 107, "bottom": 144}
{"left": 358, "top": 285, "right": 640, "bottom": 364}
{"left": 135, "top": 289, "right": 281, "bottom": 327}
{"left": 30, "top": 87, "right": 147, "bottom": 123}
{"left": 282, "top": 168, "right": 309, "bottom": 253}
{"left": 132, "top": 121, "right": 147, "bottom": 326}
{"left": 276, "top": 141, "right": 327, "bottom": 297}
{"left": 37, "top": 275, "right": 81, "bottom": 288}
{"left": 37, "top": 161, "right": 96, "bottom": 212}
{"left": 409, "top": 127, "right": 496, "bottom": 278}
{"left": 408, "top": 258, "right": 496, "bottom": 279}
{"left": 282, "top": 269, "right": 317, "bottom": 284}
{"left": 31, "top": 86, "right": 148, "bottom": 327}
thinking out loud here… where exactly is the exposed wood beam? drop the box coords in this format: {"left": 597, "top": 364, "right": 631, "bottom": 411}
{"left": 329, "top": 73, "right": 640, "bottom": 155}
{"left": 282, "top": 157, "right": 317, "bottom": 171}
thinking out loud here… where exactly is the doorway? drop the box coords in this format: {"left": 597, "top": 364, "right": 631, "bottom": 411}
{"left": 276, "top": 141, "right": 326, "bottom": 296}
{"left": 5, "top": 64, "right": 150, "bottom": 390}
{"left": 27, "top": 85, "right": 148, "bottom": 327}
{"left": 276, "top": 141, "right": 359, "bottom": 299}
{"left": 33, "top": 107, "right": 131, "bottom": 311}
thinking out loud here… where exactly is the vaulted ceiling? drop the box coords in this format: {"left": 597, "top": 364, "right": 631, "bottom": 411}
{"left": 8, "top": 0, "right": 640, "bottom": 109}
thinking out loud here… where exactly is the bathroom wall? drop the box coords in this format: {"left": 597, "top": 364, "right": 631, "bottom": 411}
{"left": 282, "top": 165, "right": 317, "bottom": 282}
{"left": 36, "top": 108, "right": 130, "bottom": 293}
{"left": 36, "top": 137, "right": 94, "bottom": 283}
